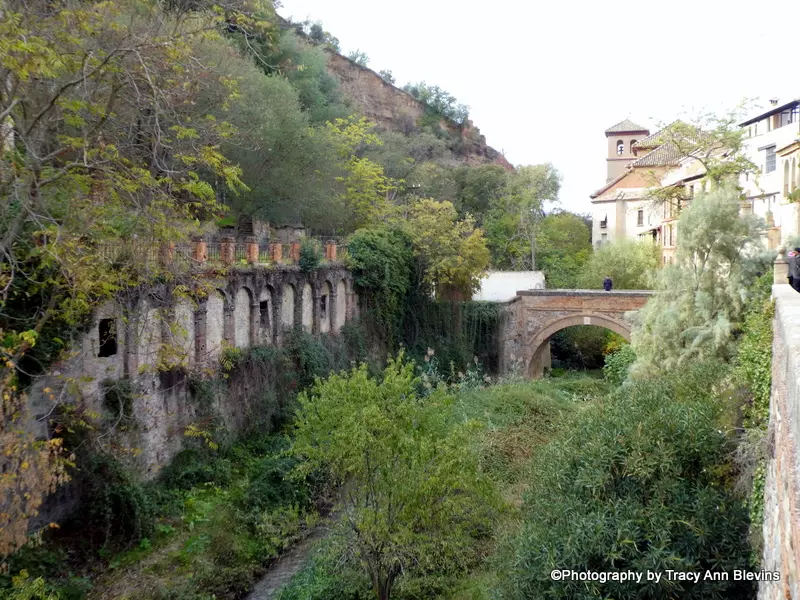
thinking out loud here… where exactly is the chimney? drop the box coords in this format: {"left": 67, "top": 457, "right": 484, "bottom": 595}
{"left": 769, "top": 98, "right": 779, "bottom": 106}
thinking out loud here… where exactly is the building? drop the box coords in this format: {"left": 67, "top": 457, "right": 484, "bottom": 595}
{"left": 591, "top": 102, "right": 800, "bottom": 261}
{"left": 739, "top": 98, "right": 800, "bottom": 246}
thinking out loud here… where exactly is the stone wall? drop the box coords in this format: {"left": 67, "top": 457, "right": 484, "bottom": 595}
{"left": 759, "top": 283, "right": 800, "bottom": 599}
{"left": 27, "top": 265, "right": 357, "bottom": 480}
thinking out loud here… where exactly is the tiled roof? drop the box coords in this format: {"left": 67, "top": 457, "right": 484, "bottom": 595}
{"left": 605, "top": 118, "right": 649, "bottom": 135}
{"left": 590, "top": 170, "right": 630, "bottom": 199}
{"left": 631, "top": 121, "right": 689, "bottom": 151}
{"left": 630, "top": 143, "right": 683, "bottom": 168}
{"left": 595, "top": 187, "right": 649, "bottom": 202}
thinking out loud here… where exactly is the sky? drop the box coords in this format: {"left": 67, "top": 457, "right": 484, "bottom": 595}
{"left": 280, "top": 0, "right": 799, "bottom": 215}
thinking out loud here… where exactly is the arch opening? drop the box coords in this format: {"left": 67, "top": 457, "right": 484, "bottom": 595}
{"left": 527, "top": 314, "right": 631, "bottom": 379}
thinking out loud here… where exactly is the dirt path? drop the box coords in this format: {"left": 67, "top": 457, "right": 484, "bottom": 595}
{"left": 244, "top": 521, "right": 330, "bottom": 600}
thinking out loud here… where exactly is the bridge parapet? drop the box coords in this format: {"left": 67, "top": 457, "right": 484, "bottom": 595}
{"left": 498, "top": 288, "right": 653, "bottom": 378}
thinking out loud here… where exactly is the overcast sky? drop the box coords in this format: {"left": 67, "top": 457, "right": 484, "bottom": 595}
{"left": 280, "top": 0, "right": 799, "bottom": 214}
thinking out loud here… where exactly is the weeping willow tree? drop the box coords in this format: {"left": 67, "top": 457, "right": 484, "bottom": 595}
{"left": 629, "top": 182, "right": 764, "bottom": 378}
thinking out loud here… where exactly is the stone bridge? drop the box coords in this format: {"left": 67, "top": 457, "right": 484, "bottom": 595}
{"left": 499, "top": 289, "right": 654, "bottom": 378}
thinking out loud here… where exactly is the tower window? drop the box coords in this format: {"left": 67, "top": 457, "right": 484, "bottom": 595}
{"left": 616, "top": 140, "right": 624, "bottom": 155}
{"left": 637, "top": 209, "right": 643, "bottom": 226}
{"left": 98, "top": 318, "right": 117, "bottom": 357}
{"left": 630, "top": 140, "right": 637, "bottom": 153}
{"left": 259, "top": 300, "right": 270, "bottom": 329}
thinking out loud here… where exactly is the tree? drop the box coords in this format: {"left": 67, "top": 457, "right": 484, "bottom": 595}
{"left": 0, "top": 0, "right": 262, "bottom": 556}
{"left": 577, "top": 239, "right": 659, "bottom": 290}
{"left": 378, "top": 70, "right": 396, "bottom": 85}
{"left": 326, "top": 117, "right": 397, "bottom": 229}
{"left": 536, "top": 211, "right": 592, "bottom": 288}
{"left": 630, "top": 183, "right": 763, "bottom": 378}
{"left": 484, "top": 164, "right": 561, "bottom": 270}
{"left": 290, "top": 356, "right": 497, "bottom": 600}
{"left": 453, "top": 164, "right": 508, "bottom": 223}
{"left": 401, "top": 82, "right": 469, "bottom": 125}
{"left": 346, "top": 50, "right": 370, "bottom": 67}
{"left": 507, "top": 362, "right": 755, "bottom": 600}
{"left": 393, "top": 198, "right": 490, "bottom": 296}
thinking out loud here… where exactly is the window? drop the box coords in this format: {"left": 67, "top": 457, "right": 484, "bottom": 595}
{"left": 259, "top": 300, "right": 270, "bottom": 329}
{"left": 616, "top": 140, "right": 624, "bottom": 155}
{"left": 765, "top": 146, "right": 777, "bottom": 173}
{"left": 754, "top": 122, "right": 759, "bottom": 136}
{"left": 320, "top": 294, "right": 328, "bottom": 320}
{"left": 600, "top": 217, "right": 607, "bottom": 229}
{"left": 98, "top": 318, "right": 117, "bottom": 357}
{"left": 601, "top": 233, "right": 608, "bottom": 244}
{"left": 630, "top": 140, "right": 637, "bottom": 153}
{"left": 687, "top": 184, "right": 694, "bottom": 198}
{"left": 637, "top": 209, "right": 643, "bottom": 226}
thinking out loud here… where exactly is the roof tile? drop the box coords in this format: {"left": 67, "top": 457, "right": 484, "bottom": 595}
{"left": 605, "top": 118, "right": 649, "bottom": 135}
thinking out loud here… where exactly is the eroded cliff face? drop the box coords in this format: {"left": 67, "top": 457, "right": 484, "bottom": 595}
{"left": 324, "top": 50, "right": 513, "bottom": 171}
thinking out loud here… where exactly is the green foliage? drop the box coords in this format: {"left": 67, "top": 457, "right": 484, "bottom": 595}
{"left": 631, "top": 184, "right": 764, "bottom": 377}
{"left": 291, "top": 355, "right": 499, "bottom": 600}
{"left": 535, "top": 211, "right": 592, "bottom": 288}
{"left": 346, "top": 49, "right": 370, "bottom": 67}
{"left": 602, "top": 344, "right": 636, "bottom": 385}
{"left": 549, "top": 326, "right": 619, "bottom": 371}
{"left": 505, "top": 363, "right": 754, "bottom": 600}
{"left": 0, "top": 571, "right": 59, "bottom": 600}
{"left": 298, "top": 239, "right": 322, "bottom": 273}
{"left": 732, "top": 273, "right": 774, "bottom": 541}
{"left": 101, "top": 379, "right": 134, "bottom": 421}
{"left": 402, "top": 82, "right": 469, "bottom": 125}
{"left": 578, "top": 239, "right": 659, "bottom": 289}
{"left": 346, "top": 228, "right": 414, "bottom": 348}
{"left": 453, "top": 165, "right": 508, "bottom": 222}
{"left": 76, "top": 454, "right": 155, "bottom": 551}
{"left": 377, "top": 70, "right": 395, "bottom": 85}
{"left": 484, "top": 165, "right": 562, "bottom": 270}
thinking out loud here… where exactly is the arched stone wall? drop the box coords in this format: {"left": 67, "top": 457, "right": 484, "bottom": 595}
{"left": 320, "top": 281, "right": 333, "bottom": 334}
{"left": 301, "top": 282, "right": 313, "bottom": 332}
{"left": 258, "top": 286, "right": 274, "bottom": 345}
{"left": 205, "top": 291, "right": 226, "bottom": 361}
{"left": 526, "top": 313, "right": 632, "bottom": 378}
{"left": 335, "top": 279, "right": 347, "bottom": 332}
{"left": 172, "top": 298, "right": 196, "bottom": 367}
{"left": 234, "top": 287, "right": 253, "bottom": 349}
{"left": 281, "top": 283, "right": 296, "bottom": 330}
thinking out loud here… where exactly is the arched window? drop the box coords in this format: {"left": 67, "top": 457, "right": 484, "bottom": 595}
{"left": 784, "top": 160, "right": 791, "bottom": 196}
{"left": 793, "top": 157, "right": 798, "bottom": 192}
{"left": 630, "top": 140, "right": 637, "bottom": 153}
{"left": 616, "top": 140, "right": 624, "bottom": 155}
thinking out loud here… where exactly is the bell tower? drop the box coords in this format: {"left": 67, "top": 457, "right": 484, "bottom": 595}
{"left": 604, "top": 119, "right": 649, "bottom": 183}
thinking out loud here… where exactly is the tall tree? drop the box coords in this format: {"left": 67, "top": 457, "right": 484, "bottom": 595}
{"left": 630, "top": 183, "right": 764, "bottom": 378}
{"left": 291, "top": 356, "right": 497, "bottom": 600}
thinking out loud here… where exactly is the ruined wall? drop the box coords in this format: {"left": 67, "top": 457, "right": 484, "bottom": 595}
{"left": 28, "top": 265, "right": 356, "bottom": 480}
{"left": 759, "top": 284, "right": 800, "bottom": 599}
{"left": 324, "top": 50, "right": 513, "bottom": 171}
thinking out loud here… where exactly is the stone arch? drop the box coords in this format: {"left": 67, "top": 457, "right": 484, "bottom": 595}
{"left": 281, "top": 283, "right": 296, "bottom": 330}
{"left": 258, "top": 285, "right": 275, "bottom": 344}
{"left": 301, "top": 281, "right": 313, "bottom": 332}
{"left": 172, "top": 297, "right": 196, "bottom": 367}
{"left": 526, "top": 313, "right": 632, "bottom": 378}
{"left": 335, "top": 279, "right": 347, "bottom": 332}
{"left": 135, "top": 297, "right": 162, "bottom": 372}
{"left": 234, "top": 286, "right": 253, "bottom": 349}
{"left": 319, "top": 280, "right": 333, "bottom": 334}
{"left": 205, "top": 290, "right": 226, "bottom": 361}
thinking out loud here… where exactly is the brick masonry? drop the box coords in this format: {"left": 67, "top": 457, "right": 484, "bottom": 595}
{"left": 498, "top": 290, "right": 652, "bottom": 378}
{"left": 759, "top": 284, "right": 800, "bottom": 599}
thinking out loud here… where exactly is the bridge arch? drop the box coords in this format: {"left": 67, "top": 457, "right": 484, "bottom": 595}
{"left": 526, "top": 313, "right": 632, "bottom": 378}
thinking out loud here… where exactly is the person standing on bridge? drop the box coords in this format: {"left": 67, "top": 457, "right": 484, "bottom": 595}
{"left": 603, "top": 275, "right": 613, "bottom": 291}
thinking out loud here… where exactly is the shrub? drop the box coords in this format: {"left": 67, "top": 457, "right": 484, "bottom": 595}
{"left": 158, "top": 448, "right": 233, "bottom": 491}
{"left": 506, "top": 363, "right": 754, "bottom": 599}
{"left": 299, "top": 238, "right": 322, "bottom": 273}
{"left": 602, "top": 344, "right": 636, "bottom": 385}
